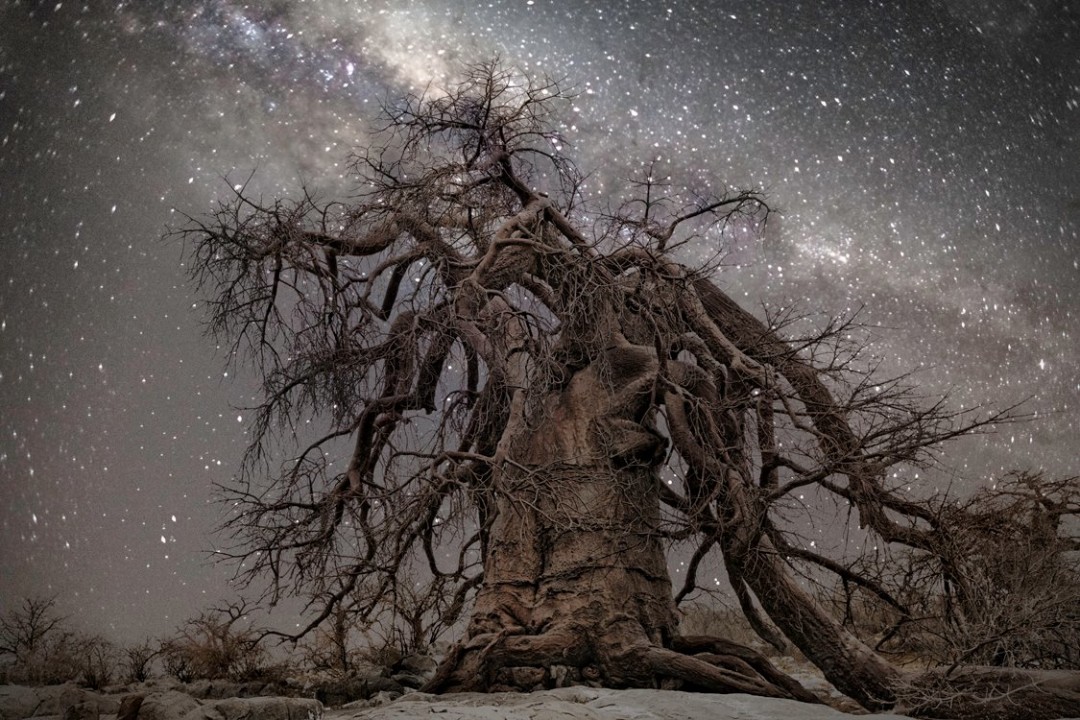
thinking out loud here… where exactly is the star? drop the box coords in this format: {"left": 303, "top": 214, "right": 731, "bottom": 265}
{"left": 0, "top": 0, "right": 1077, "bottom": 642}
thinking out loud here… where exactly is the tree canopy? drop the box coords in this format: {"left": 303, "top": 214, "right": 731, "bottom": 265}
{"left": 182, "top": 60, "right": 1080, "bottom": 719}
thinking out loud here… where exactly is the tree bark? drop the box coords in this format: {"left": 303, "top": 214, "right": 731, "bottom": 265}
{"left": 429, "top": 353, "right": 678, "bottom": 690}
{"left": 427, "top": 351, "right": 814, "bottom": 700}
{"left": 723, "top": 531, "right": 903, "bottom": 710}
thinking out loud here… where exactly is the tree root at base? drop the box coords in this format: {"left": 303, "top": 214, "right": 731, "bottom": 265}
{"left": 671, "top": 635, "right": 821, "bottom": 704}
{"left": 424, "top": 628, "right": 820, "bottom": 704}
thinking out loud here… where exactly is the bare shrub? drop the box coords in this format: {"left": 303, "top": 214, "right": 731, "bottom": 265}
{"left": 121, "top": 638, "right": 159, "bottom": 683}
{"left": 158, "top": 601, "right": 270, "bottom": 681}
{"left": 299, "top": 574, "right": 464, "bottom": 676}
{"left": 932, "top": 472, "right": 1080, "bottom": 670}
{"left": 0, "top": 596, "right": 67, "bottom": 683}
{"left": 298, "top": 604, "right": 361, "bottom": 676}
{"left": 837, "top": 472, "right": 1080, "bottom": 671}
{"left": 361, "top": 574, "right": 467, "bottom": 663}
{"left": 75, "top": 635, "right": 118, "bottom": 690}
{"left": 678, "top": 602, "right": 770, "bottom": 650}
{"left": 0, "top": 597, "right": 113, "bottom": 686}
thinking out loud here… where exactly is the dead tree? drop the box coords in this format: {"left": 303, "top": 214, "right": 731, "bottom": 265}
{"left": 181, "top": 60, "right": 1080, "bottom": 718}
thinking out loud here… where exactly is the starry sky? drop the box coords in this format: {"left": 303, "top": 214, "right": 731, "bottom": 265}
{"left": 1, "top": 0, "right": 1078, "bottom": 645}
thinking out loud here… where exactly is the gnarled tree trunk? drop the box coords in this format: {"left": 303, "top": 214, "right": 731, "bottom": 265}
{"left": 427, "top": 349, "right": 815, "bottom": 702}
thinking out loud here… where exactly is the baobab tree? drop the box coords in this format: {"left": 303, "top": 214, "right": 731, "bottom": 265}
{"left": 183, "top": 60, "right": 1080, "bottom": 718}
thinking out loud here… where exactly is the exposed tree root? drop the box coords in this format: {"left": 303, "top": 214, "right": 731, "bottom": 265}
{"left": 425, "top": 626, "right": 820, "bottom": 704}
{"left": 672, "top": 635, "right": 820, "bottom": 704}
{"left": 425, "top": 625, "right": 1080, "bottom": 720}
{"left": 636, "top": 645, "right": 790, "bottom": 698}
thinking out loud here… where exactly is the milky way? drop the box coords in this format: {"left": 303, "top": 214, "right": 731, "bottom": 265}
{"left": 1, "top": 0, "right": 1078, "bottom": 642}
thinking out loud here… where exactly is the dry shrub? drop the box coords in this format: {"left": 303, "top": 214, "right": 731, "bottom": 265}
{"left": 835, "top": 472, "right": 1080, "bottom": 671}
{"left": 0, "top": 596, "right": 118, "bottom": 687}
{"left": 121, "top": 638, "right": 158, "bottom": 683}
{"left": 678, "top": 602, "right": 773, "bottom": 651}
{"left": 76, "top": 635, "right": 118, "bottom": 689}
{"left": 158, "top": 601, "right": 272, "bottom": 681}
{"left": 297, "top": 604, "right": 367, "bottom": 676}
{"left": 299, "top": 574, "right": 465, "bottom": 676}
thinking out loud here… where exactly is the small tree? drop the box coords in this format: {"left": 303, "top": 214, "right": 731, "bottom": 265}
{"left": 0, "top": 596, "right": 83, "bottom": 685}
{"left": 0, "top": 596, "right": 67, "bottom": 670}
{"left": 182, "top": 59, "right": 1080, "bottom": 718}
{"left": 0, "top": 598, "right": 120, "bottom": 687}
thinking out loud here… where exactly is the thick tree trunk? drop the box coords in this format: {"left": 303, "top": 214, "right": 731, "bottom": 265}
{"left": 427, "top": 354, "right": 816, "bottom": 701}
{"left": 440, "top": 459, "right": 676, "bottom": 691}
{"left": 429, "top": 355, "right": 678, "bottom": 690}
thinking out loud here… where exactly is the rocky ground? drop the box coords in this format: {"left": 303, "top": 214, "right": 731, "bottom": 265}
{"left": 0, "top": 680, "right": 918, "bottom": 720}
{"left": 0, "top": 649, "right": 937, "bottom": 720}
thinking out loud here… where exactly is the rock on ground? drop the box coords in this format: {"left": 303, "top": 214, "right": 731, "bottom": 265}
{"left": 0, "top": 686, "right": 41, "bottom": 720}
{"left": 0, "top": 687, "right": 320, "bottom": 720}
{"left": 0, "top": 685, "right": 120, "bottom": 720}
{"left": 181, "top": 697, "right": 322, "bottom": 720}
{"left": 326, "top": 687, "right": 912, "bottom": 720}
{"left": 134, "top": 691, "right": 201, "bottom": 720}
{"left": 1, "top": 683, "right": 919, "bottom": 720}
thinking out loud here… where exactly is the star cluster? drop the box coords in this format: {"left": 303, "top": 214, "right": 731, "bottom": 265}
{"left": 0, "top": 0, "right": 1077, "bottom": 642}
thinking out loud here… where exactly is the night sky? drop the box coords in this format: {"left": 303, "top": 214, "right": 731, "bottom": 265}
{"left": 1, "top": 0, "right": 1078, "bottom": 645}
